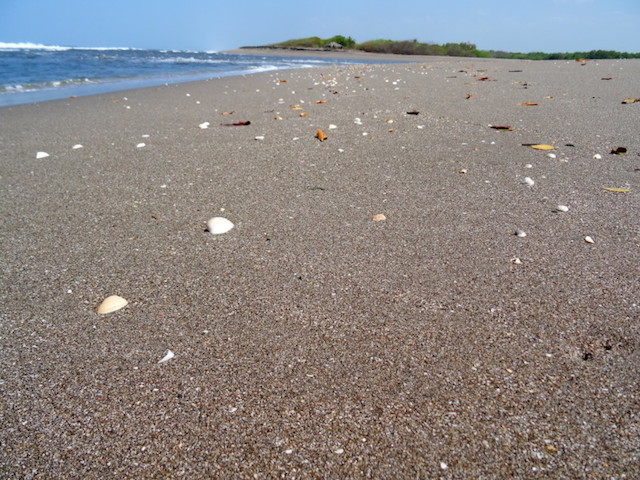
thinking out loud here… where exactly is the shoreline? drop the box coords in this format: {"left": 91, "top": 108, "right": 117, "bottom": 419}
{"left": 1, "top": 57, "right": 638, "bottom": 478}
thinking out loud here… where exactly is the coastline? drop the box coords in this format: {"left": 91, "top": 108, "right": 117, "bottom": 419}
{"left": 1, "top": 57, "right": 638, "bottom": 478}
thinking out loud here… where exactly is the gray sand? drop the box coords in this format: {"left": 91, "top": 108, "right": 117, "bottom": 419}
{"left": 1, "top": 56, "right": 638, "bottom": 478}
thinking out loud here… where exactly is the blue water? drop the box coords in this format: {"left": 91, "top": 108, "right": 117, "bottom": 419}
{"left": 0, "top": 43, "right": 384, "bottom": 107}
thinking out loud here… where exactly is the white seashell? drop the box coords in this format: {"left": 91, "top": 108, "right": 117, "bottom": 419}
{"left": 525, "top": 163, "right": 533, "bottom": 169}
{"left": 136, "top": 143, "right": 146, "bottom": 148}
{"left": 158, "top": 350, "right": 175, "bottom": 363}
{"left": 593, "top": 154, "right": 602, "bottom": 160}
{"left": 96, "top": 295, "right": 128, "bottom": 314}
{"left": 556, "top": 205, "right": 569, "bottom": 212}
{"left": 207, "top": 217, "right": 234, "bottom": 234}
{"left": 36, "top": 151, "right": 50, "bottom": 159}
{"left": 515, "top": 229, "right": 527, "bottom": 237}
{"left": 72, "top": 144, "right": 83, "bottom": 149}
{"left": 329, "top": 124, "right": 337, "bottom": 129}
{"left": 254, "top": 136, "right": 265, "bottom": 141}
{"left": 440, "top": 462, "right": 449, "bottom": 470}
{"left": 198, "top": 122, "right": 210, "bottom": 129}
{"left": 511, "top": 257, "right": 523, "bottom": 264}
{"left": 334, "top": 448, "right": 344, "bottom": 454}
{"left": 141, "top": 134, "right": 150, "bottom": 138}
{"left": 584, "top": 236, "right": 595, "bottom": 244}
{"left": 522, "top": 177, "right": 535, "bottom": 186}
{"left": 546, "top": 153, "right": 557, "bottom": 159}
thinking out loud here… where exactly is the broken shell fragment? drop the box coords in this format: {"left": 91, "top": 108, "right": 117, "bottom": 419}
{"left": 97, "top": 295, "right": 128, "bottom": 314}
{"left": 556, "top": 205, "right": 569, "bottom": 212}
{"left": 36, "top": 151, "right": 50, "bottom": 159}
{"left": 158, "top": 350, "right": 175, "bottom": 363}
{"left": 523, "top": 177, "right": 535, "bottom": 186}
{"left": 207, "top": 217, "right": 234, "bottom": 234}
{"left": 372, "top": 213, "right": 387, "bottom": 222}
{"left": 198, "top": 122, "right": 210, "bottom": 129}
{"left": 515, "top": 229, "right": 527, "bottom": 237}
{"left": 593, "top": 154, "right": 602, "bottom": 159}
{"left": 72, "top": 144, "right": 83, "bottom": 149}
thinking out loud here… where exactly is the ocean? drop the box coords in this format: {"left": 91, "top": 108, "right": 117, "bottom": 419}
{"left": 0, "top": 42, "right": 381, "bottom": 107}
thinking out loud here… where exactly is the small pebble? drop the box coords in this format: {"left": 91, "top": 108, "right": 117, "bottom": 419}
{"left": 334, "top": 448, "right": 344, "bottom": 454}
{"left": 556, "top": 205, "right": 569, "bottom": 212}
{"left": 523, "top": 177, "right": 535, "bottom": 186}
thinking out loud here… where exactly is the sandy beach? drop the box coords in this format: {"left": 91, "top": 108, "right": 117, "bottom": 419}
{"left": 1, "top": 54, "right": 638, "bottom": 478}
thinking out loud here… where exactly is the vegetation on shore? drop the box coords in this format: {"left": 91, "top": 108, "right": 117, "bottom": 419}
{"left": 263, "top": 36, "right": 640, "bottom": 60}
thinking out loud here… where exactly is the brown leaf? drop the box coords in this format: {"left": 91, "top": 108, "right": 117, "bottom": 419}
{"left": 610, "top": 147, "right": 627, "bottom": 155}
{"left": 491, "top": 125, "right": 514, "bottom": 131}
{"left": 406, "top": 110, "right": 420, "bottom": 115}
{"left": 315, "top": 100, "right": 326, "bottom": 104}
{"left": 316, "top": 129, "right": 328, "bottom": 142}
{"left": 465, "top": 94, "right": 473, "bottom": 99}
{"left": 622, "top": 98, "right": 640, "bottom": 104}
{"left": 220, "top": 111, "right": 234, "bottom": 115}
{"left": 519, "top": 102, "right": 538, "bottom": 106}
{"left": 220, "top": 121, "right": 250, "bottom": 126}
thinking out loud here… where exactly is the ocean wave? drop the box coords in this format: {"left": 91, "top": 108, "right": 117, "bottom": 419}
{"left": 0, "top": 42, "right": 136, "bottom": 51}
{"left": 0, "top": 77, "right": 94, "bottom": 93}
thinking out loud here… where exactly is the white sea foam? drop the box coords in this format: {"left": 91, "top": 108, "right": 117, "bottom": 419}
{"left": 0, "top": 42, "right": 135, "bottom": 51}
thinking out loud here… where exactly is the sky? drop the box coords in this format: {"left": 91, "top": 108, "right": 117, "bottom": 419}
{"left": 1, "top": 0, "right": 639, "bottom": 53}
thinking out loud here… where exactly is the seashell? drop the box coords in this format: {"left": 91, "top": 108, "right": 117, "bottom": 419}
{"left": 254, "top": 135, "right": 265, "bottom": 141}
{"left": 511, "top": 257, "right": 523, "bottom": 264}
{"left": 584, "top": 236, "right": 595, "bottom": 244}
{"left": 198, "top": 122, "right": 210, "bottom": 129}
{"left": 72, "top": 144, "right": 83, "bottom": 149}
{"left": 36, "top": 151, "right": 50, "bottom": 159}
{"left": 328, "top": 124, "right": 337, "bottom": 130}
{"left": 546, "top": 153, "right": 557, "bottom": 159}
{"left": 207, "top": 217, "right": 234, "bottom": 234}
{"left": 458, "top": 168, "right": 468, "bottom": 174}
{"left": 158, "top": 350, "right": 175, "bottom": 363}
{"left": 316, "top": 129, "right": 328, "bottom": 141}
{"left": 515, "top": 229, "right": 527, "bottom": 237}
{"left": 556, "top": 205, "right": 569, "bottom": 212}
{"left": 136, "top": 143, "right": 146, "bottom": 148}
{"left": 96, "top": 295, "right": 128, "bottom": 314}
{"left": 334, "top": 448, "right": 344, "bottom": 454}
{"left": 372, "top": 213, "right": 386, "bottom": 222}
{"left": 522, "top": 177, "right": 535, "bottom": 186}
{"left": 593, "top": 153, "right": 602, "bottom": 160}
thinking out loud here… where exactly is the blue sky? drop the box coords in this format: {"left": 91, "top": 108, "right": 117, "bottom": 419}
{"left": 1, "top": 0, "right": 639, "bottom": 52}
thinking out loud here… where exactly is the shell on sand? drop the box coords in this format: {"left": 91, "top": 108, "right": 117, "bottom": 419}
{"left": 36, "top": 152, "right": 50, "bottom": 159}
{"left": 207, "top": 217, "right": 234, "bottom": 234}
{"left": 372, "top": 213, "right": 386, "bottom": 222}
{"left": 97, "top": 295, "right": 128, "bottom": 314}
{"left": 158, "top": 350, "right": 175, "bottom": 364}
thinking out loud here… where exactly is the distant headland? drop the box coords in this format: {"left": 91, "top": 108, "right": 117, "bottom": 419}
{"left": 239, "top": 35, "right": 640, "bottom": 60}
